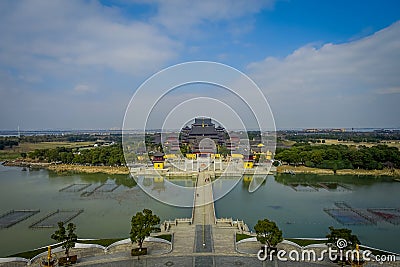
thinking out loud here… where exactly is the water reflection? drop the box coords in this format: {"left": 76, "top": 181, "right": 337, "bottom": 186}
{"left": 215, "top": 173, "right": 400, "bottom": 253}
{"left": 48, "top": 171, "right": 136, "bottom": 188}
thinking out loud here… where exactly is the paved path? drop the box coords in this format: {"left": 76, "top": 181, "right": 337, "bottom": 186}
{"left": 192, "top": 171, "right": 215, "bottom": 225}
{"left": 73, "top": 255, "right": 338, "bottom": 267}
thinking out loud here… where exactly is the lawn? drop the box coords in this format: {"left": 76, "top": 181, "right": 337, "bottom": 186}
{"left": 8, "top": 244, "right": 59, "bottom": 259}
{"left": 79, "top": 238, "right": 125, "bottom": 247}
{"left": 285, "top": 238, "right": 327, "bottom": 247}
{"left": 7, "top": 238, "right": 125, "bottom": 259}
{"left": 236, "top": 233, "right": 253, "bottom": 242}
{"left": 155, "top": 234, "right": 172, "bottom": 242}
{"left": 318, "top": 139, "right": 400, "bottom": 149}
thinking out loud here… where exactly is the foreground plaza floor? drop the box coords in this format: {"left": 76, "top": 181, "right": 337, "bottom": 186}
{"left": 75, "top": 254, "right": 336, "bottom": 267}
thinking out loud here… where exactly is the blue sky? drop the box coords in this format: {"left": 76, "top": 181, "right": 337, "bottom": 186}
{"left": 0, "top": 0, "right": 399, "bottom": 130}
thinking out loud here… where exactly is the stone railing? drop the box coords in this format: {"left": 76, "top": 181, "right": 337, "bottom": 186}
{"left": 0, "top": 236, "right": 172, "bottom": 266}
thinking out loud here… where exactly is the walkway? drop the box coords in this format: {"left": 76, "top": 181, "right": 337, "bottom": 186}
{"left": 192, "top": 172, "right": 215, "bottom": 255}
{"left": 73, "top": 254, "right": 318, "bottom": 267}
{"left": 192, "top": 171, "right": 215, "bottom": 225}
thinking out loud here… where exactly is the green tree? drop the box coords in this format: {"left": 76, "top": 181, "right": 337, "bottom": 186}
{"left": 130, "top": 209, "right": 160, "bottom": 250}
{"left": 254, "top": 218, "right": 283, "bottom": 248}
{"left": 217, "top": 145, "right": 230, "bottom": 157}
{"left": 326, "top": 226, "right": 360, "bottom": 250}
{"left": 51, "top": 222, "right": 77, "bottom": 258}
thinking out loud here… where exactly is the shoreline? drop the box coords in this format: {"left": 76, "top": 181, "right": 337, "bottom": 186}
{"left": 2, "top": 161, "right": 129, "bottom": 175}
{"left": 2, "top": 160, "right": 400, "bottom": 177}
{"left": 277, "top": 165, "right": 400, "bottom": 177}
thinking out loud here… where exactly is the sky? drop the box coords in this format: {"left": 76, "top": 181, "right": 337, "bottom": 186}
{"left": 0, "top": 0, "right": 399, "bottom": 130}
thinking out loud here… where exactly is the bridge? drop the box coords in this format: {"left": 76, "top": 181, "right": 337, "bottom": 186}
{"left": 192, "top": 171, "right": 216, "bottom": 225}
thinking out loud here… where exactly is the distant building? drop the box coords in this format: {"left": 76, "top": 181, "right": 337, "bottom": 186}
{"left": 164, "top": 135, "right": 180, "bottom": 153}
{"left": 226, "top": 134, "right": 240, "bottom": 151}
{"left": 304, "top": 128, "right": 346, "bottom": 133}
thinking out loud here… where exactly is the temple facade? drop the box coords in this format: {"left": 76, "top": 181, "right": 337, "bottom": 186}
{"left": 180, "top": 118, "right": 226, "bottom": 154}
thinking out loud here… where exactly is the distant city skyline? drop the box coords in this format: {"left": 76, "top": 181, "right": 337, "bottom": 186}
{"left": 0, "top": 0, "right": 399, "bottom": 130}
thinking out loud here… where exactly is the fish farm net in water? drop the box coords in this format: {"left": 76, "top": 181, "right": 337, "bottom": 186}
{"left": 324, "top": 203, "right": 378, "bottom": 225}
{"left": 289, "top": 184, "right": 318, "bottom": 192}
{"left": 80, "top": 183, "right": 119, "bottom": 197}
{"left": 59, "top": 183, "right": 92, "bottom": 192}
{"left": 30, "top": 209, "right": 83, "bottom": 228}
{"left": 324, "top": 208, "right": 375, "bottom": 225}
{"left": 0, "top": 210, "right": 40, "bottom": 228}
{"left": 367, "top": 208, "right": 400, "bottom": 225}
{"left": 95, "top": 183, "right": 119, "bottom": 192}
{"left": 288, "top": 183, "right": 352, "bottom": 192}
{"left": 317, "top": 183, "right": 352, "bottom": 192}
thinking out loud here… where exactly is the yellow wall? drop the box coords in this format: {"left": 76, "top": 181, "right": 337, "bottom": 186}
{"left": 154, "top": 162, "right": 164, "bottom": 169}
{"left": 243, "top": 175, "right": 253, "bottom": 182}
{"left": 186, "top": 154, "right": 197, "bottom": 160}
{"left": 154, "top": 176, "right": 164, "bottom": 182}
{"left": 244, "top": 161, "right": 254, "bottom": 169}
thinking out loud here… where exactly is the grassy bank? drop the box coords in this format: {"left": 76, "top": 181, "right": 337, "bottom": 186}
{"left": 3, "top": 161, "right": 129, "bottom": 175}
{"left": 285, "top": 238, "right": 327, "bottom": 247}
{"left": 7, "top": 238, "right": 125, "bottom": 259}
{"left": 4, "top": 160, "right": 400, "bottom": 177}
{"left": 277, "top": 165, "right": 400, "bottom": 177}
{"left": 47, "top": 164, "right": 129, "bottom": 175}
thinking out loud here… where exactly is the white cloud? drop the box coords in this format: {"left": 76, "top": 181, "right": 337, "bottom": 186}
{"left": 247, "top": 21, "right": 400, "bottom": 128}
{"left": 73, "top": 84, "right": 94, "bottom": 94}
{"left": 375, "top": 87, "right": 400, "bottom": 94}
{"left": 0, "top": 1, "right": 178, "bottom": 76}
{"left": 0, "top": 0, "right": 277, "bottom": 129}
{"left": 148, "top": 0, "right": 273, "bottom": 34}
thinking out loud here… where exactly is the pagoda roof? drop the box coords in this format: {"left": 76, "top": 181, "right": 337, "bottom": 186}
{"left": 193, "top": 117, "right": 213, "bottom": 126}
{"left": 189, "top": 125, "right": 218, "bottom": 135}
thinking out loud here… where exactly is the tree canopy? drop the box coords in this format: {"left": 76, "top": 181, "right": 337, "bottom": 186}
{"left": 28, "top": 144, "right": 125, "bottom": 166}
{"left": 326, "top": 226, "right": 360, "bottom": 250}
{"left": 254, "top": 218, "right": 283, "bottom": 247}
{"left": 130, "top": 209, "right": 160, "bottom": 249}
{"left": 51, "top": 222, "right": 77, "bottom": 257}
{"left": 0, "top": 139, "right": 18, "bottom": 150}
{"left": 275, "top": 144, "right": 400, "bottom": 170}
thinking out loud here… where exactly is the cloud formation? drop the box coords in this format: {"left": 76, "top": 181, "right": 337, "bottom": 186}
{"left": 0, "top": 0, "right": 272, "bottom": 129}
{"left": 0, "top": 1, "right": 398, "bottom": 130}
{"left": 248, "top": 22, "right": 400, "bottom": 128}
{"left": 0, "top": 1, "right": 178, "bottom": 76}
{"left": 149, "top": 0, "right": 273, "bottom": 34}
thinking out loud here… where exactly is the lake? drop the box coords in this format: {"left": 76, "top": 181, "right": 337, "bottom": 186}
{"left": 0, "top": 164, "right": 399, "bottom": 256}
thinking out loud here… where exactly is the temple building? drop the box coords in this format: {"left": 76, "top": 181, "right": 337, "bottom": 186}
{"left": 243, "top": 153, "right": 254, "bottom": 169}
{"left": 180, "top": 118, "right": 227, "bottom": 154}
{"left": 152, "top": 151, "right": 165, "bottom": 169}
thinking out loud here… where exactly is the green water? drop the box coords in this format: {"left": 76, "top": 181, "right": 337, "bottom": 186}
{"left": 215, "top": 174, "right": 400, "bottom": 254}
{"left": 0, "top": 164, "right": 399, "bottom": 256}
{"left": 0, "top": 165, "right": 190, "bottom": 256}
